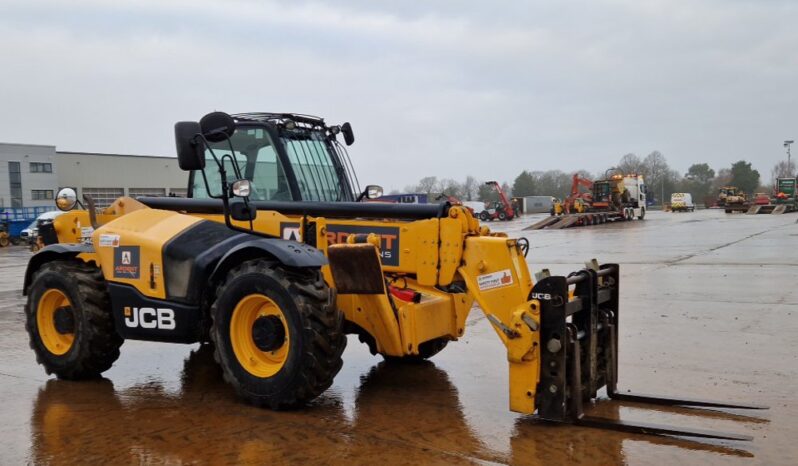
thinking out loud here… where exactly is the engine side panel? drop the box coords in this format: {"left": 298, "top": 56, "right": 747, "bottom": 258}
{"left": 92, "top": 209, "right": 203, "bottom": 300}
{"left": 108, "top": 283, "right": 202, "bottom": 343}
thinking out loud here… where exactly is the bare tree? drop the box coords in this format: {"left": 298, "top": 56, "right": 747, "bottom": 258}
{"left": 643, "top": 151, "right": 670, "bottom": 204}
{"left": 772, "top": 160, "right": 796, "bottom": 182}
{"left": 413, "top": 176, "right": 438, "bottom": 194}
{"left": 617, "top": 153, "right": 645, "bottom": 176}
{"left": 462, "top": 176, "right": 478, "bottom": 201}
{"left": 437, "top": 178, "right": 465, "bottom": 199}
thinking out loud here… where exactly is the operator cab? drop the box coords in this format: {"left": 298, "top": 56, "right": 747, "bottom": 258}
{"left": 188, "top": 113, "right": 372, "bottom": 203}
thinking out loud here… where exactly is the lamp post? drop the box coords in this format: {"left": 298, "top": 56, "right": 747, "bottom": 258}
{"left": 785, "top": 140, "right": 794, "bottom": 177}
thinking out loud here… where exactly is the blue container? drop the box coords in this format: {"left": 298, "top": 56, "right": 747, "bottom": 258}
{"left": 6, "top": 219, "right": 31, "bottom": 237}
{"left": 0, "top": 207, "right": 55, "bottom": 237}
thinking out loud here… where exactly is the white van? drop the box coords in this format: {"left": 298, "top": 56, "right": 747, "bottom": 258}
{"left": 670, "top": 193, "right": 695, "bottom": 212}
{"left": 20, "top": 211, "right": 64, "bottom": 238}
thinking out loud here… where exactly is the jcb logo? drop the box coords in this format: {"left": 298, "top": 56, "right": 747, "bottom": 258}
{"left": 124, "top": 307, "right": 176, "bottom": 330}
{"left": 530, "top": 293, "right": 552, "bottom": 300}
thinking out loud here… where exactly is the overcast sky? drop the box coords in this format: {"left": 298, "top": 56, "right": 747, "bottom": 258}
{"left": 0, "top": 0, "right": 795, "bottom": 190}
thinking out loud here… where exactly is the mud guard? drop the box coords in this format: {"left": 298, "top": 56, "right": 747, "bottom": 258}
{"left": 209, "top": 238, "right": 327, "bottom": 285}
{"left": 23, "top": 243, "right": 95, "bottom": 295}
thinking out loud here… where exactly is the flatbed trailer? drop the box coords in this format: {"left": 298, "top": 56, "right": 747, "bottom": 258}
{"left": 525, "top": 206, "right": 643, "bottom": 230}
{"left": 747, "top": 204, "right": 794, "bottom": 215}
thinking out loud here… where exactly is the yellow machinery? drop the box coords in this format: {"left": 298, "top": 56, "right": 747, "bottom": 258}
{"left": 24, "top": 112, "right": 764, "bottom": 439}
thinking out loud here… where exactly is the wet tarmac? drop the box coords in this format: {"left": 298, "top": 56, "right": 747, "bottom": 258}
{"left": 1, "top": 209, "right": 796, "bottom": 465}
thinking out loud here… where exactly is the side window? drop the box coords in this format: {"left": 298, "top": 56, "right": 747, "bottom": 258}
{"left": 250, "top": 146, "right": 291, "bottom": 201}
{"left": 191, "top": 127, "right": 290, "bottom": 201}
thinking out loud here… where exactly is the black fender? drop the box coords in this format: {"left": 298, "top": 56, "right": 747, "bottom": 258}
{"left": 209, "top": 238, "right": 327, "bottom": 285}
{"left": 23, "top": 243, "right": 95, "bottom": 295}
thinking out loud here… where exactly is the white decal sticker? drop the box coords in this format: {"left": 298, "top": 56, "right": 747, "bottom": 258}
{"left": 124, "top": 307, "right": 176, "bottom": 330}
{"left": 282, "top": 227, "right": 301, "bottom": 241}
{"left": 99, "top": 234, "right": 120, "bottom": 247}
{"left": 477, "top": 269, "right": 514, "bottom": 291}
{"left": 81, "top": 226, "right": 94, "bottom": 238}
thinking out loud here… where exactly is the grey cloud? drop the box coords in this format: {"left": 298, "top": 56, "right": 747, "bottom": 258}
{"left": 0, "top": 0, "right": 795, "bottom": 190}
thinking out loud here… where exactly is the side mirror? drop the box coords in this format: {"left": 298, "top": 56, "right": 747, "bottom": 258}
{"left": 231, "top": 179, "right": 251, "bottom": 198}
{"left": 230, "top": 201, "right": 256, "bottom": 222}
{"left": 341, "top": 122, "right": 355, "bottom": 146}
{"left": 55, "top": 187, "right": 78, "bottom": 211}
{"left": 365, "top": 185, "right": 383, "bottom": 199}
{"left": 200, "top": 112, "right": 236, "bottom": 143}
{"left": 175, "top": 121, "right": 205, "bottom": 170}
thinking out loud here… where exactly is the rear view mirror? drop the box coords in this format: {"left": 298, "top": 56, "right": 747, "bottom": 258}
{"left": 365, "top": 185, "right": 383, "bottom": 199}
{"left": 55, "top": 187, "right": 78, "bottom": 211}
{"left": 174, "top": 121, "right": 205, "bottom": 171}
{"left": 341, "top": 122, "right": 355, "bottom": 146}
{"left": 231, "top": 179, "right": 251, "bottom": 198}
{"left": 200, "top": 112, "right": 236, "bottom": 143}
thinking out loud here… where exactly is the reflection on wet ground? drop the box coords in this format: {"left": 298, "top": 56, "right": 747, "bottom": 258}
{"left": 27, "top": 345, "right": 761, "bottom": 465}
{"left": 2, "top": 210, "right": 797, "bottom": 464}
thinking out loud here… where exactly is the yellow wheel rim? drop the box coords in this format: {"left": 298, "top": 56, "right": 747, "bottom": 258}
{"left": 230, "top": 294, "right": 289, "bottom": 378}
{"left": 37, "top": 289, "right": 75, "bottom": 356}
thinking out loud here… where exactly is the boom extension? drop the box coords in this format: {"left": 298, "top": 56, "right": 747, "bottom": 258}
{"left": 531, "top": 263, "right": 767, "bottom": 440}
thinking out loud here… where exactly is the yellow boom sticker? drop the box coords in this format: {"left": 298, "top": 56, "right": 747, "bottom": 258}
{"left": 477, "top": 269, "right": 514, "bottom": 290}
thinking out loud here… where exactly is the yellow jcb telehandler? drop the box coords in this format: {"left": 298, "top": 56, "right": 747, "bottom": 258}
{"left": 25, "top": 112, "right": 764, "bottom": 440}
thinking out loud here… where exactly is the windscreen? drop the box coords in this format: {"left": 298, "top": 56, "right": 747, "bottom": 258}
{"left": 281, "top": 130, "right": 350, "bottom": 202}
{"left": 191, "top": 127, "right": 292, "bottom": 201}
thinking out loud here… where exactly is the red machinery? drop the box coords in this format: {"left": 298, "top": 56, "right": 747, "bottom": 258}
{"left": 481, "top": 181, "right": 516, "bottom": 221}
{"left": 561, "top": 174, "right": 593, "bottom": 214}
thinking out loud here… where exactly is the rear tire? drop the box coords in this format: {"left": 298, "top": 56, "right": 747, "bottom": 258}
{"left": 25, "top": 261, "right": 122, "bottom": 379}
{"left": 210, "top": 259, "right": 345, "bottom": 409}
{"left": 498, "top": 211, "right": 507, "bottom": 221}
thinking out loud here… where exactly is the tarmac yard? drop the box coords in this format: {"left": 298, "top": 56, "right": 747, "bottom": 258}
{"left": 1, "top": 210, "right": 796, "bottom": 465}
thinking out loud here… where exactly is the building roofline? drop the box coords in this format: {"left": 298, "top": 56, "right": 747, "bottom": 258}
{"left": 0, "top": 142, "right": 56, "bottom": 149}
{"left": 56, "top": 151, "right": 176, "bottom": 160}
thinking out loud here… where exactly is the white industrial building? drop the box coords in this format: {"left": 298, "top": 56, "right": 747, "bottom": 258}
{"left": 0, "top": 142, "right": 186, "bottom": 209}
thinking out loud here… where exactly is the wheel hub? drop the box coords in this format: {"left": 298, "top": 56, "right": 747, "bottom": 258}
{"left": 53, "top": 306, "right": 75, "bottom": 334}
{"left": 251, "top": 315, "right": 286, "bottom": 352}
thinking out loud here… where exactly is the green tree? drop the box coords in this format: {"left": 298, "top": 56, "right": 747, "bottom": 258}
{"left": 682, "top": 163, "right": 716, "bottom": 205}
{"left": 478, "top": 183, "right": 498, "bottom": 202}
{"left": 512, "top": 171, "right": 536, "bottom": 197}
{"left": 687, "top": 163, "right": 715, "bottom": 183}
{"left": 730, "top": 160, "right": 760, "bottom": 194}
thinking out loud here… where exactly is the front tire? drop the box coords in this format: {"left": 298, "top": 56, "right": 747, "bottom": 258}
{"left": 25, "top": 261, "right": 122, "bottom": 379}
{"left": 210, "top": 259, "right": 345, "bottom": 409}
{"left": 638, "top": 207, "right": 646, "bottom": 220}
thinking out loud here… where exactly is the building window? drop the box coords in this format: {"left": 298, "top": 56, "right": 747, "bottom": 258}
{"left": 30, "top": 162, "right": 53, "bottom": 173}
{"left": 128, "top": 188, "right": 166, "bottom": 198}
{"left": 82, "top": 188, "right": 124, "bottom": 208}
{"left": 8, "top": 162, "right": 22, "bottom": 208}
{"left": 32, "top": 190, "right": 55, "bottom": 200}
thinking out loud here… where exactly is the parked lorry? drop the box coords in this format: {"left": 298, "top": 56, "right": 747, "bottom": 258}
{"left": 746, "top": 177, "right": 797, "bottom": 214}
{"left": 527, "top": 174, "right": 646, "bottom": 230}
{"left": 670, "top": 193, "right": 695, "bottom": 212}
